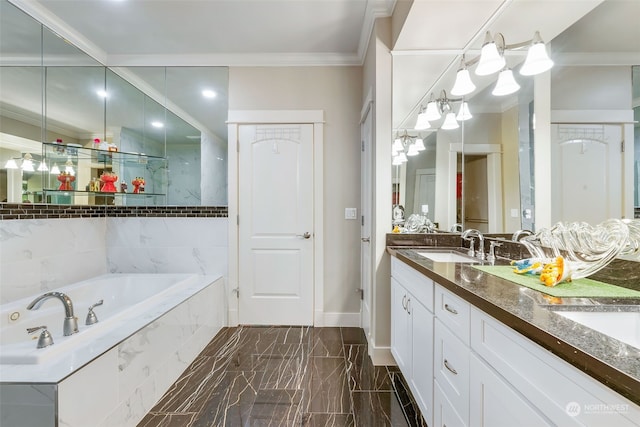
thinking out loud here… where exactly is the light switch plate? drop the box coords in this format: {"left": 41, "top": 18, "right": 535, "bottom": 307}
{"left": 345, "top": 208, "right": 357, "bottom": 220}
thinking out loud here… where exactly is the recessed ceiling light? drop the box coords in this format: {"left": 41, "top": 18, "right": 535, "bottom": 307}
{"left": 97, "top": 90, "right": 108, "bottom": 98}
{"left": 202, "top": 89, "right": 216, "bottom": 99}
{"left": 151, "top": 121, "right": 164, "bottom": 128}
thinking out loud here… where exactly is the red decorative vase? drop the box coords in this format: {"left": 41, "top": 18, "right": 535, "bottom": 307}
{"left": 57, "top": 173, "right": 75, "bottom": 191}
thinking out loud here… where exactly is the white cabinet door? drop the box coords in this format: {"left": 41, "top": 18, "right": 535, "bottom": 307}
{"left": 434, "top": 381, "right": 467, "bottom": 427}
{"left": 470, "top": 353, "right": 552, "bottom": 427}
{"left": 410, "top": 297, "right": 434, "bottom": 426}
{"left": 391, "top": 278, "right": 411, "bottom": 374}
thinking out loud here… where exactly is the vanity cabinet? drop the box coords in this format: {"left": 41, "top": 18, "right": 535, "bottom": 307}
{"left": 390, "top": 258, "right": 434, "bottom": 426}
{"left": 42, "top": 142, "right": 167, "bottom": 205}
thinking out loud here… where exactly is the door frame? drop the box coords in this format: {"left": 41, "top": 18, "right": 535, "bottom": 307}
{"left": 227, "top": 110, "right": 324, "bottom": 326}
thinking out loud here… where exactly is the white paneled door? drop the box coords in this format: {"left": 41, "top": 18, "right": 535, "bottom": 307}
{"left": 238, "top": 124, "right": 314, "bottom": 325}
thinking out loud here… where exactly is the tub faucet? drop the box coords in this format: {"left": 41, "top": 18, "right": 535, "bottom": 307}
{"left": 512, "top": 229, "right": 533, "bottom": 242}
{"left": 462, "top": 228, "right": 485, "bottom": 260}
{"left": 27, "top": 292, "right": 78, "bottom": 336}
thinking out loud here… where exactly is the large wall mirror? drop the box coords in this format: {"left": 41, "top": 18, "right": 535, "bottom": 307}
{"left": 0, "top": 0, "right": 228, "bottom": 206}
{"left": 392, "top": 0, "right": 639, "bottom": 235}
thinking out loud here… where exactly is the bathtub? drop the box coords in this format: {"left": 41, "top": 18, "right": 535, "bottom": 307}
{"left": 0, "top": 273, "right": 225, "bottom": 427}
{"left": 1, "top": 273, "right": 206, "bottom": 365}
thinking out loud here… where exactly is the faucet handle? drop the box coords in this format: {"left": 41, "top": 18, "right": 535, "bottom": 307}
{"left": 86, "top": 299, "right": 103, "bottom": 325}
{"left": 27, "top": 325, "right": 54, "bottom": 348}
{"left": 488, "top": 241, "right": 503, "bottom": 262}
{"left": 463, "top": 237, "right": 476, "bottom": 257}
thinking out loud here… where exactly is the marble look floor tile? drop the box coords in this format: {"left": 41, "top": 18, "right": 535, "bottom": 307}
{"left": 302, "top": 413, "right": 355, "bottom": 427}
{"left": 340, "top": 327, "right": 367, "bottom": 345}
{"left": 151, "top": 356, "right": 230, "bottom": 413}
{"left": 259, "top": 344, "right": 309, "bottom": 390}
{"left": 307, "top": 357, "right": 351, "bottom": 414}
{"left": 389, "top": 372, "right": 427, "bottom": 427}
{"left": 351, "top": 391, "right": 409, "bottom": 427}
{"left": 137, "top": 412, "right": 198, "bottom": 427}
{"left": 249, "top": 389, "right": 304, "bottom": 426}
{"left": 189, "top": 370, "right": 263, "bottom": 427}
{"left": 310, "top": 328, "right": 344, "bottom": 357}
{"left": 345, "top": 345, "right": 393, "bottom": 392}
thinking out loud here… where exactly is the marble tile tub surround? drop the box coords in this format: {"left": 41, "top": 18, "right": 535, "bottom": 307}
{"left": 388, "top": 248, "right": 640, "bottom": 407}
{"left": 0, "top": 215, "right": 228, "bottom": 304}
{"left": 139, "top": 326, "right": 424, "bottom": 427}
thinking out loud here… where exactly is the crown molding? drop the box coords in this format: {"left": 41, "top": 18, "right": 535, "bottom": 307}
{"left": 8, "top": 0, "right": 107, "bottom": 65}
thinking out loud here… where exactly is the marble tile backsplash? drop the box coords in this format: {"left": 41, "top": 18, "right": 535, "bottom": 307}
{"left": 0, "top": 217, "right": 228, "bottom": 304}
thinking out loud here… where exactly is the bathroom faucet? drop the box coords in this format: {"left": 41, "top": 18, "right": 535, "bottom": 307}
{"left": 462, "top": 229, "right": 485, "bottom": 260}
{"left": 27, "top": 292, "right": 78, "bottom": 336}
{"left": 512, "top": 229, "right": 533, "bottom": 242}
{"left": 450, "top": 223, "right": 463, "bottom": 233}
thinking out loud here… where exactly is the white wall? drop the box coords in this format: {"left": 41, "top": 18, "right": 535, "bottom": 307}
{"left": 228, "top": 66, "right": 363, "bottom": 318}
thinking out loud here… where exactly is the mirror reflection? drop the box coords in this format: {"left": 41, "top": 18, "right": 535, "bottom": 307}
{"left": 392, "top": 0, "right": 639, "bottom": 235}
{"left": 0, "top": 0, "right": 228, "bottom": 206}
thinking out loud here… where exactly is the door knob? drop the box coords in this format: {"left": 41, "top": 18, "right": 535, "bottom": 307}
{"left": 361, "top": 237, "right": 370, "bottom": 243}
{"left": 297, "top": 232, "right": 311, "bottom": 239}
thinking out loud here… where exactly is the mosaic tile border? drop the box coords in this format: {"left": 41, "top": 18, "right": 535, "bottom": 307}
{"left": 0, "top": 203, "right": 228, "bottom": 220}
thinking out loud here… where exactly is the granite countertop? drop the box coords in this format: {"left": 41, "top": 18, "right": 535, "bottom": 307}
{"left": 387, "top": 246, "right": 640, "bottom": 407}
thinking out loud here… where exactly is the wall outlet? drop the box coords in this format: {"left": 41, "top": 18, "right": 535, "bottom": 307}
{"left": 345, "top": 208, "right": 357, "bottom": 220}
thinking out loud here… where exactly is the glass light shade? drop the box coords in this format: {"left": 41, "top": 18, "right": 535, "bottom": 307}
{"left": 441, "top": 112, "right": 459, "bottom": 130}
{"left": 456, "top": 102, "right": 473, "bottom": 121}
{"left": 4, "top": 158, "right": 18, "bottom": 169}
{"left": 21, "top": 154, "right": 34, "bottom": 172}
{"left": 424, "top": 101, "right": 441, "bottom": 121}
{"left": 492, "top": 68, "right": 520, "bottom": 96}
{"left": 406, "top": 143, "right": 419, "bottom": 156}
{"left": 475, "top": 33, "right": 505, "bottom": 76}
{"left": 396, "top": 152, "right": 408, "bottom": 163}
{"left": 520, "top": 42, "right": 553, "bottom": 76}
{"left": 392, "top": 156, "right": 404, "bottom": 166}
{"left": 414, "top": 138, "right": 426, "bottom": 151}
{"left": 37, "top": 161, "right": 49, "bottom": 171}
{"left": 414, "top": 112, "right": 431, "bottom": 130}
{"left": 50, "top": 163, "right": 61, "bottom": 174}
{"left": 392, "top": 138, "right": 404, "bottom": 153}
{"left": 451, "top": 69, "right": 476, "bottom": 96}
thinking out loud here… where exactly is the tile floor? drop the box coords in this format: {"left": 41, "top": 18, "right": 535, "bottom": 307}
{"left": 138, "top": 326, "right": 427, "bottom": 427}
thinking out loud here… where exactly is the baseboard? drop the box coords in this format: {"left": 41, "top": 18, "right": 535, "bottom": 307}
{"left": 321, "top": 312, "right": 361, "bottom": 327}
{"left": 228, "top": 308, "right": 238, "bottom": 326}
{"left": 368, "top": 337, "right": 396, "bottom": 366}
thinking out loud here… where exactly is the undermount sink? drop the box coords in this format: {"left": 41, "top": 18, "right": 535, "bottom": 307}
{"left": 416, "top": 251, "right": 479, "bottom": 263}
{"left": 555, "top": 310, "right": 640, "bottom": 349}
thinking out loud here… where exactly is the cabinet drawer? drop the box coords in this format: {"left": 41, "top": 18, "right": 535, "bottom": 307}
{"left": 434, "top": 318, "right": 470, "bottom": 424}
{"left": 434, "top": 380, "right": 467, "bottom": 427}
{"left": 435, "top": 284, "right": 470, "bottom": 345}
{"left": 391, "top": 257, "right": 434, "bottom": 312}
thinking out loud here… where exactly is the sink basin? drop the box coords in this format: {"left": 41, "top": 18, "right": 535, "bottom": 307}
{"left": 555, "top": 310, "right": 640, "bottom": 349}
{"left": 416, "top": 251, "right": 479, "bottom": 263}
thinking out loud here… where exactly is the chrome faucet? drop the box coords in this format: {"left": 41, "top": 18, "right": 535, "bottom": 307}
{"left": 462, "top": 228, "right": 485, "bottom": 260}
{"left": 27, "top": 292, "right": 78, "bottom": 336}
{"left": 512, "top": 229, "right": 533, "bottom": 242}
{"left": 450, "top": 223, "right": 463, "bottom": 233}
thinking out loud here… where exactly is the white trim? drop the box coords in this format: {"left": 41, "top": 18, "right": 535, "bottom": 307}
{"left": 368, "top": 338, "right": 396, "bottom": 366}
{"left": 551, "top": 109, "right": 635, "bottom": 124}
{"left": 322, "top": 312, "right": 361, "bottom": 327}
{"left": 228, "top": 110, "right": 324, "bottom": 326}
{"left": 8, "top": 0, "right": 107, "bottom": 65}
{"left": 360, "top": 87, "right": 374, "bottom": 124}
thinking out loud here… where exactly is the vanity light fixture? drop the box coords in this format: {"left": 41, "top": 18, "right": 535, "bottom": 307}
{"left": 21, "top": 153, "right": 35, "bottom": 172}
{"left": 392, "top": 130, "right": 428, "bottom": 164}
{"left": 406, "top": 143, "right": 420, "bottom": 156}
{"left": 475, "top": 31, "right": 506, "bottom": 76}
{"left": 424, "top": 96, "right": 442, "bottom": 122}
{"left": 450, "top": 56, "right": 476, "bottom": 96}
{"left": 519, "top": 31, "right": 554, "bottom": 76}
{"left": 414, "top": 137, "right": 426, "bottom": 151}
{"left": 37, "top": 160, "right": 49, "bottom": 171}
{"left": 64, "top": 158, "right": 75, "bottom": 175}
{"left": 414, "top": 106, "right": 431, "bottom": 130}
{"left": 419, "top": 90, "right": 469, "bottom": 130}
{"left": 456, "top": 101, "right": 473, "bottom": 121}
{"left": 392, "top": 137, "right": 404, "bottom": 153}
{"left": 492, "top": 67, "right": 521, "bottom": 96}
{"left": 50, "top": 163, "right": 61, "bottom": 174}
{"left": 441, "top": 112, "right": 460, "bottom": 130}
{"left": 4, "top": 158, "right": 18, "bottom": 169}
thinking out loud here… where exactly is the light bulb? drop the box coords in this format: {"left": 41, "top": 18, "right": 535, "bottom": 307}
{"left": 456, "top": 102, "right": 473, "bottom": 121}
{"left": 441, "top": 112, "right": 459, "bottom": 130}
{"left": 451, "top": 68, "right": 476, "bottom": 96}
{"left": 475, "top": 31, "right": 505, "bottom": 76}
{"left": 520, "top": 33, "right": 553, "bottom": 76}
{"left": 414, "top": 138, "right": 425, "bottom": 151}
{"left": 492, "top": 68, "right": 520, "bottom": 96}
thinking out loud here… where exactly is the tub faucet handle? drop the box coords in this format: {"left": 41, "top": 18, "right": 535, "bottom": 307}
{"left": 86, "top": 299, "right": 103, "bottom": 326}
{"left": 27, "top": 325, "right": 54, "bottom": 349}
